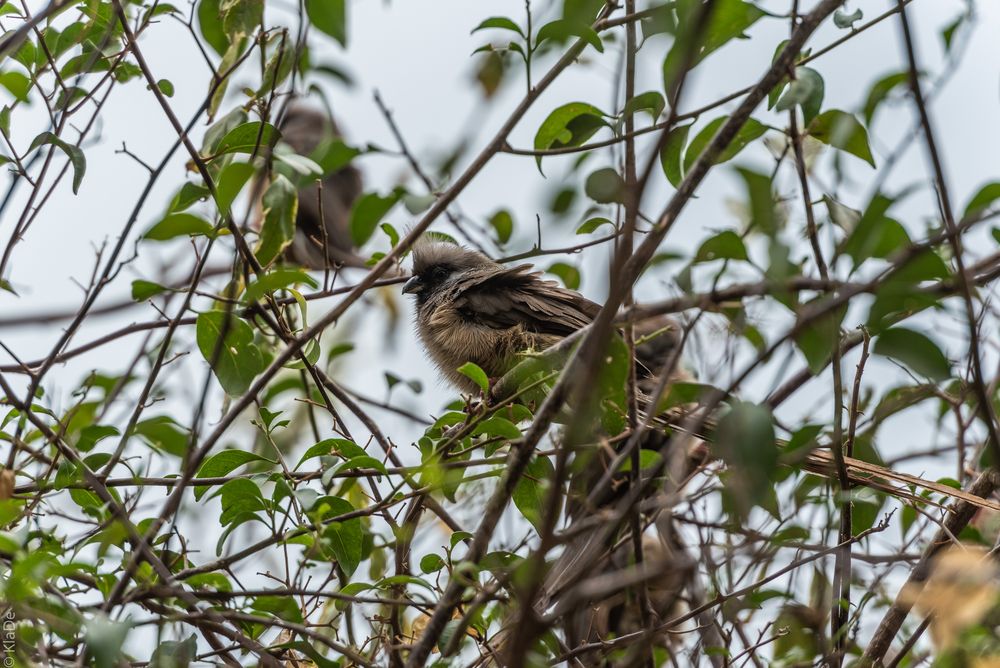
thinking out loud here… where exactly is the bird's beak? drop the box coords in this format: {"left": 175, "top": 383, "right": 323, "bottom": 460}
{"left": 402, "top": 276, "right": 423, "bottom": 295}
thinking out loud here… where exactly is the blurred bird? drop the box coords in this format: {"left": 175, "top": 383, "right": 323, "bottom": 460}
{"left": 401, "top": 241, "right": 681, "bottom": 394}
{"left": 276, "top": 104, "right": 364, "bottom": 269}
{"left": 903, "top": 544, "right": 1000, "bottom": 658}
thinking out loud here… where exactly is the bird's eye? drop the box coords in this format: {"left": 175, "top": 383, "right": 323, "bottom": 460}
{"left": 430, "top": 265, "right": 451, "bottom": 281}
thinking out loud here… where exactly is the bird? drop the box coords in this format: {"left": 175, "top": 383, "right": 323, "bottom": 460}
{"left": 402, "top": 241, "right": 693, "bottom": 664}
{"left": 401, "top": 241, "right": 681, "bottom": 395}
{"left": 276, "top": 104, "right": 364, "bottom": 269}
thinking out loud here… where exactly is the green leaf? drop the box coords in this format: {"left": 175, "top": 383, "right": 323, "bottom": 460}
{"left": 576, "top": 216, "right": 613, "bottom": 235}
{"left": 420, "top": 553, "right": 445, "bottom": 573}
{"left": 736, "top": 167, "right": 777, "bottom": 236}
{"left": 331, "top": 583, "right": 373, "bottom": 612}
{"left": 623, "top": 91, "right": 665, "bottom": 120}
{"left": 850, "top": 487, "right": 884, "bottom": 536}
{"left": 547, "top": 262, "right": 581, "bottom": 289}
{"left": 533, "top": 102, "right": 608, "bottom": 171}
{"left": 765, "top": 243, "right": 803, "bottom": 305}
{"left": 312, "top": 138, "right": 360, "bottom": 175}
{"left": 793, "top": 299, "right": 847, "bottom": 375}
{"left": 244, "top": 269, "right": 319, "bottom": 303}
{"left": 535, "top": 19, "right": 603, "bottom": 53}
{"left": 840, "top": 193, "right": 911, "bottom": 270}
{"left": 336, "top": 456, "right": 388, "bottom": 476}
{"left": 197, "top": 0, "right": 227, "bottom": 55}
{"left": 76, "top": 425, "right": 119, "bottom": 453}
{"left": 377, "top": 574, "right": 435, "bottom": 591}
{"left": 401, "top": 192, "right": 435, "bottom": 215}
{"left": 0, "top": 70, "right": 30, "bottom": 102}
{"left": 202, "top": 108, "right": 247, "bottom": 155}
{"left": 169, "top": 182, "right": 210, "bottom": 212}
{"left": 195, "top": 310, "right": 266, "bottom": 395}
{"left": 659, "top": 122, "right": 691, "bottom": 188}
{"left": 217, "top": 479, "right": 265, "bottom": 527}
{"left": 29, "top": 132, "right": 86, "bottom": 194}
{"left": 594, "top": 335, "right": 630, "bottom": 436}
{"left": 13, "top": 39, "right": 35, "bottom": 71}
{"left": 663, "top": 0, "right": 765, "bottom": 88}
{"left": 221, "top": 0, "right": 262, "bottom": 41}
{"left": 941, "top": 15, "right": 965, "bottom": 53}
{"left": 54, "top": 85, "right": 87, "bottom": 111}
{"left": 512, "top": 456, "right": 554, "bottom": 532}
{"left": 330, "top": 440, "right": 369, "bottom": 461}
{"left": 457, "top": 362, "right": 489, "bottom": 393}
{"left": 715, "top": 402, "right": 778, "bottom": 520}
{"left": 258, "top": 36, "right": 294, "bottom": 96}
{"left": 198, "top": 449, "right": 269, "bottom": 479}
{"left": 150, "top": 635, "right": 197, "bottom": 668}
{"left": 144, "top": 213, "right": 214, "bottom": 241}
{"left": 774, "top": 67, "right": 824, "bottom": 125}
{"left": 694, "top": 230, "right": 747, "bottom": 263}
{"left": 54, "top": 22, "right": 86, "bottom": 57}
{"left": 349, "top": 191, "right": 401, "bottom": 247}
{"left": 833, "top": 8, "right": 862, "bottom": 29}
{"left": 131, "top": 280, "right": 168, "bottom": 301}
{"left": 584, "top": 167, "right": 624, "bottom": 204}
{"left": 489, "top": 209, "right": 514, "bottom": 243}
{"left": 862, "top": 71, "right": 909, "bottom": 125}
{"left": 619, "top": 450, "right": 663, "bottom": 473}
{"left": 256, "top": 174, "right": 298, "bottom": 265}
{"left": 472, "top": 417, "right": 521, "bottom": 440}
{"left": 655, "top": 381, "right": 715, "bottom": 412}
{"left": 85, "top": 616, "right": 130, "bottom": 668}
{"left": 318, "top": 497, "right": 362, "bottom": 576}
{"left": 683, "top": 116, "right": 767, "bottom": 174}
{"left": 207, "top": 45, "right": 239, "bottom": 120}
{"left": 472, "top": 17, "right": 523, "bottom": 36}
{"left": 214, "top": 161, "right": 255, "bottom": 214}
{"left": 765, "top": 239, "right": 796, "bottom": 308}
{"left": 155, "top": 79, "right": 174, "bottom": 97}
{"left": 962, "top": 182, "right": 1000, "bottom": 220}
{"left": 808, "top": 110, "right": 874, "bottom": 167}
{"left": 305, "top": 0, "right": 347, "bottom": 47}
{"left": 824, "top": 195, "right": 861, "bottom": 231}
{"left": 134, "top": 416, "right": 190, "bottom": 458}
{"left": 296, "top": 438, "right": 365, "bottom": 468}
{"left": 210, "top": 121, "right": 279, "bottom": 157}
{"left": 252, "top": 594, "right": 303, "bottom": 624}
{"left": 873, "top": 327, "right": 951, "bottom": 381}
{"left": 866, "top": 250, "right": 949, "bottom": 331}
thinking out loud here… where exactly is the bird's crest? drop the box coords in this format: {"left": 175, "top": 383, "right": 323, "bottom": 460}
{"left": 410, "top": 241, "right": 496, "bottom": 275}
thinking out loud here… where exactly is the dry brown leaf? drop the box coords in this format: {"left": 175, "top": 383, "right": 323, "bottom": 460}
{"left": 406, "top": 614, "right": 434, "bottom": 652}
{"left": 274, "top": 623, "right": 316, "bottom": 667}
{"left": 0, "top": 468, "right": 13, "bottom": 501}
{"left": 975, "top": 660, "right": 1000, "bottom": 668}
{"left": 901, "top": 545, "right": 1000, "bottom": 651}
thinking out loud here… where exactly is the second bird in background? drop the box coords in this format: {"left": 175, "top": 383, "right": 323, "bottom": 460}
{"left": 277, "top": 104, "right": 365, "bottom": 269}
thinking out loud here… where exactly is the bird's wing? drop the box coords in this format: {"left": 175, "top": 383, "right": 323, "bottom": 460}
{"left": 451, "top": 265, "right": 600, "bottom": 337}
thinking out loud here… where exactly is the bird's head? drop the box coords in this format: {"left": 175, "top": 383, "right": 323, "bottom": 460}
{"left": 278, "top": 104, "right": 335, "bottom": 156}
{"left": 402, "top": 242, "right": 495, "bottom": 301}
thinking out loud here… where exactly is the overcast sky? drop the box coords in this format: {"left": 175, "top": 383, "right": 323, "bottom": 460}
{"left": 1, "top": 2, "right": 998, "bottom": 650}
{"left": 2, "top": 0, "right": 995, "bottom": 441}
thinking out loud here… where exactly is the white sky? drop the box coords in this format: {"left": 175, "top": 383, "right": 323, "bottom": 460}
{"left": 0, "top": 0, "right": 998, "bottom": 659}
{"left": 2, "top": 0, "right": 995, "bottom": 444}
